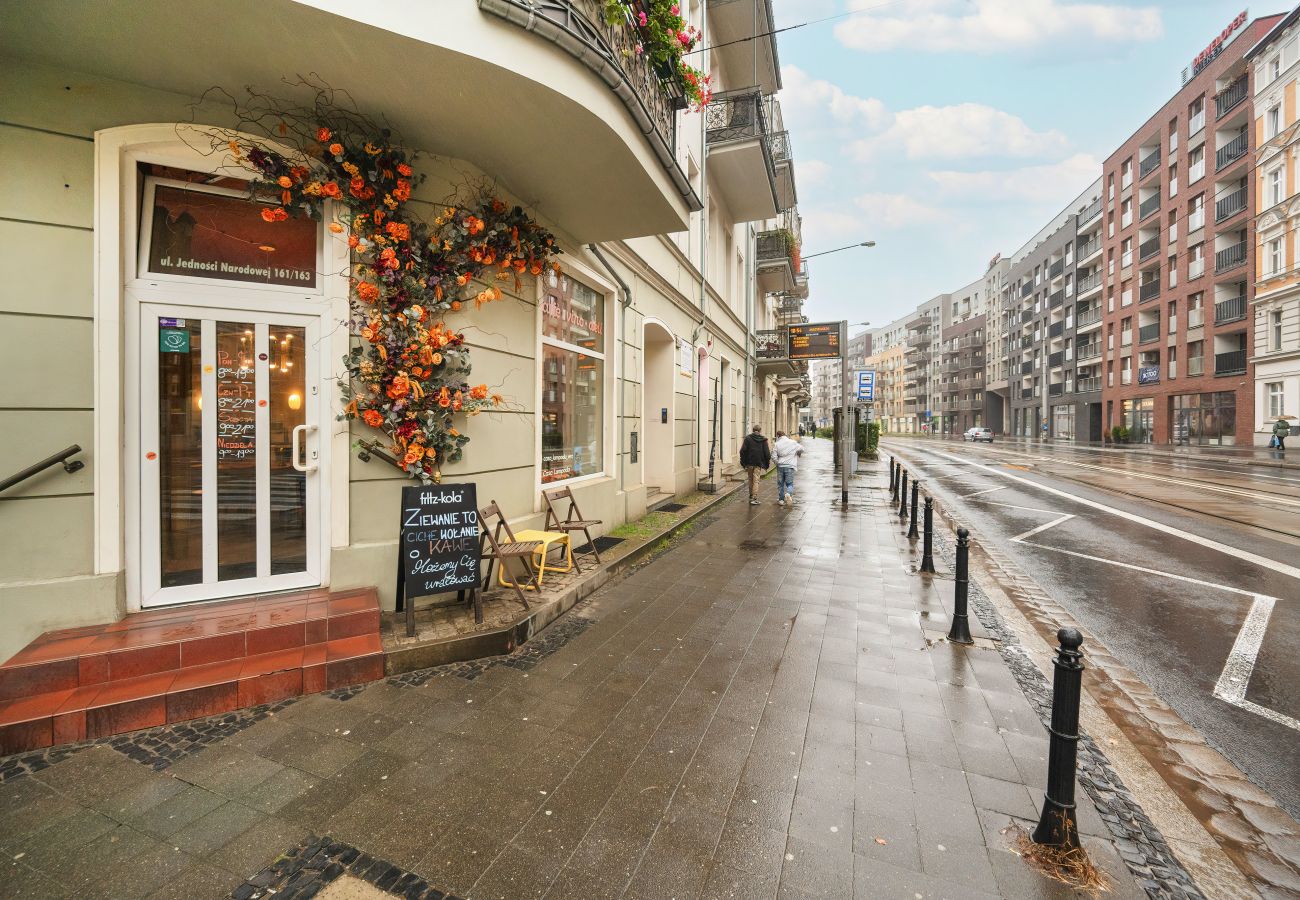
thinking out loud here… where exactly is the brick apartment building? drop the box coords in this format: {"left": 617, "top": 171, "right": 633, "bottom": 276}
{"left": 1102, "top": 11, "right": 1284, "bottom": 445}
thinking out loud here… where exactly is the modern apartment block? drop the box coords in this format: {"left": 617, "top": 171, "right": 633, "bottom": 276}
{"left": 982, "top": 255, "right": 1011, "bottom": 431}
{"left": 1003, "top": 180, "right": 1105, "bottom": 440}
{"left": 866, "top": 343, "right": 907, "bottom": 432}
{"left": 1102, "top": 12, "right": 1283, "bottom": 445}
{"left": 903, "top": 294, "right": 948, "bottom": 432}
{"left": 937, "top": 276, "right": 986, "bottom": 435}
{"left": 1248, "top": 13, "right": 1300, "bottom": 444}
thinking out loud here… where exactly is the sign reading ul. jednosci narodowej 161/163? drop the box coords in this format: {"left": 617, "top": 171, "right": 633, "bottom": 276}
{"left": 787, "top": 322, "right": 842, "bottom": 360}
{"left": 401, "top": 483, "right": 480, "bottom": 600}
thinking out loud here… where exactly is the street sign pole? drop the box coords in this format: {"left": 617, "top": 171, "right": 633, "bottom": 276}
{"left": 840, "top": 319, "right": 850, "bottom": 505}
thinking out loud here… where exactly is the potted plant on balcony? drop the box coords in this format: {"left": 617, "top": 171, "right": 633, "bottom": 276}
{"left": 603, "top": 0, "right": 712, "bottom": 110}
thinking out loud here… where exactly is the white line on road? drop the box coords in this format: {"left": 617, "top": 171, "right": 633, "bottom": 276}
{"left": 1010, "top": 514, "right": 1076, "bottom": 543}
{"left": 1014, "top": 541, "right": 1261, "bottom": 597}
{"left": 923, "top": 447, "right": 1300, "bottom": 583}
{"left": 1212, "top": 595, "right": 1300, "bottom": 733}
{"left": 964, "top": 500, "right": 1064, "bottom": 513}
{"left": 962, "top": 486, "right": 1008, "bottom": 498}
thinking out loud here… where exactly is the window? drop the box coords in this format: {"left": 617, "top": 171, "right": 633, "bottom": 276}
{"left": 1274, "top": 309, "right": 1285, "bottom": 351}
{"left": 540, "top": 270, "right": 606, "bottom": 483}
{"left": 1272, "top": 57, "right": 1282, "bottom": 83}
{"left": 1270, "top": 167, "right": 1285, "bottom": 206}
{"left": 1168, "top": 301, "right": 1178, "bottom": 332}
{"left": 1189, "top": 243, "right": 1205, "bottom": 279}
{"left": 1188, "top": 146, "right": 1205, "bottom": 182}
{"left": 1268, "top": 381, "right": 1285, "bottom": 417}
{"left": 1189, "top": 292, "right": 1204, "bottom": 327}
{"left": 1190, "top": 96, "right": 1206, "bottom": 134}
{"left": 1270, "top": 238, "right": 1284, "bottom": 275}
{"left": 1189, "top": 193, "right": 1205, "bottom": 231}
{"left": 1268, "top": 105, "right": 1281, "bottom": 139}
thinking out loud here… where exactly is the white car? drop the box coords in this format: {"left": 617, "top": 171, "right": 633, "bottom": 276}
{"left": 964, "top": 427, "right": 994, "bottom": 443}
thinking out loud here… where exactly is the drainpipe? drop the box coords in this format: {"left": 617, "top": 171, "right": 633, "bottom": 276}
{"left": 587, "top": 243, "right": 633, "bottom": 516}
{"left": 693, "top": 9, "right": 710, "bottom": 476}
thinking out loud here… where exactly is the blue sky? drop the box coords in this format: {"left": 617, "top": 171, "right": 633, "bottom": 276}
{"left": 770, "top": 0, "right": 1279, "bottom": 334}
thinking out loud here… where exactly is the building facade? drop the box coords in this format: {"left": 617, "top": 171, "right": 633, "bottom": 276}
{"left": 0, "top": 0, "right": 811, "bottom": 662}
{"left": 1102, "top": 12, "right": 1282, "bottom": 445}
{"left": 1249, "top": 13, "right": 1300, "bottom": 444}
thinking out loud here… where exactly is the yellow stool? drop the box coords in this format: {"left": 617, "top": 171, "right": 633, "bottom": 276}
{"left": 498, "top": 529, "right": 571, "bottom": 590}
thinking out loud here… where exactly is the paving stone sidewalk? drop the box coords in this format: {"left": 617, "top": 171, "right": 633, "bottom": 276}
{"left": 0, "top": 439, "right": 1161, "bottom": 898}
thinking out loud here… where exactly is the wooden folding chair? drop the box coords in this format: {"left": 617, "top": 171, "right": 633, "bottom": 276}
{"left": 542, "top": 485, "right": 605, "bottom": 566}
{"left": 478, "top": 501, "right": 541, "bottom": 610}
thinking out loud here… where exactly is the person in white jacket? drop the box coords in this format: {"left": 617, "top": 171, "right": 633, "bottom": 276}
{"left": 772, "top": 431, "right": 803, "bottom": 506}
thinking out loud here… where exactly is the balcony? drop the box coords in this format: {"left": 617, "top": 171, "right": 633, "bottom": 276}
{"left": 906, "top": 313, "right": 932, "bottom": 330}
{"left": 755, "top": 228, "right": 797, "bottom": 293}
{"left": 1020, "top": 281, "right": 1033, "bottom": 298}
{"left": 941, "top": 361, "right": 962, "bottom": 375}
{"left": 1020, "top": 388, "right": 1035, "bottom": 400}
{"left": 1048, "top": 350, "right": 1064, "bottom": 368}
{"left": 1140, "top": 278, "right": 1160, "bottom": 303}
{"left": 1021, "top": 335, "right": 1033, "bottom": 349}
{"left": 1214, "top": 294, "right": 1246, "bottom": 325}
{"left": 1190, "top": 109, "right": 1206, "bottom": 135}
{"left": 1049, "top": 259, "right": 1065, "bottom": 279}
{"left": 1139, "top": 150, "right": 1161, "bottom": 180}
{"left": 706, "top": 90, "right": 782, "bottom": 222}
{"left": 708, "top": 0, "right": 780, "bottom": 92}
{"left": 1020, "top": 361, "right": 1033, "bottom": 375}
{"left": 1216, "top": 76, "right": 1248, "bottom": 119}
{"left": 1139, "top": 323, "right": 1160, "bottom": 344}
{"left": 1076, "top": 272, "right": 1101, "bottom": 295}
{"left": 1021, "top": 309, "right": 1033, "bottom": 323}
{"left": 1077, "top": 307, "right": 1102, "bottom": 330}
{"left": 1077, "top": 376, "right": 1101, "bottom": 393}
{"left": 754, "top": 328, "right": 795, "bottom": 376}
{"left": 1139, "top": 193, "right": 1161, "bottom": 220}
{"left": 1047, "top": 322, "right": 1063, "bottom": 341}
{"left": 1216, "top": 132, "right": 1248, "bottom": 170}
{"left": 1048, "top": 383, "right": 1065, "bottom": 397}
{"left": 1139, "top": 236, "right": 1160, "bottom": 262}
{"left": 1215, "top": 349, "right": 1247, "bottom": 375}
{"left": 1077, "top": 342, "right": 1101, "bottom": 361}
{"left": 1215, "top": 186, "right": 1246, "bottom": 223}
{"left": 906, "top": 332, "right": 932, "bottom": 348}
{"left": 768, "top": 129, "right": 797, "bottom": 212}
{"left": 1188, "top": 308, "right": 1205, "bottom": 329}
{"left": 1079, "top": 197, "right": 1102, "bottom": 224}
{"left": 1049, "top": 290, "right": 1064, "bottom": 309}
{"left": 1077, "top": 238, "right": 1101, "bottom": 261}
{"left": 1215, "top": 241, "right": 1246, "bottom": 274}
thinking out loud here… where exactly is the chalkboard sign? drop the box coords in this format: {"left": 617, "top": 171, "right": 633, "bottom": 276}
{"left": 400, "top": 483, "right": 480, "bottom": 600}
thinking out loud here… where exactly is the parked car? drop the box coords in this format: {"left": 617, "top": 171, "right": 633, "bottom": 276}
{"left": 964, "top": 427, "right": 994, "bottom": 443}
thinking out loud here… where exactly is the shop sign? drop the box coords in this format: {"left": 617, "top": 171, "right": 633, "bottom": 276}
{"left": 788, "top": 322, "right": 842, "bottom": 360}
{"left": 679, "top": 338, "right": 694, "bottom": 376}
{"left": 400, "top": 483, "right": 481, "bottom": 599}
{"left": 159, "top": 328, "right": 190, "bottom": 353}
{"left": 1190, "top": 10, "right": 1248, "bottom": 77}
{"left": 145, "top": 180, "right": 317, "bottom": 288}
{"left": 1138, "top": 365, "right": 1161, "bottom": 385}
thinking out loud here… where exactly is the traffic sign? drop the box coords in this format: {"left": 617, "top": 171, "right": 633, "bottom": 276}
{"left": 855, "top": 369, "right": 875, "bottom": 402}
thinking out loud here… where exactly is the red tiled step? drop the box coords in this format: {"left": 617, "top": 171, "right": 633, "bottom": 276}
{"left": 0, "top": 590, "right": 383, "bottom": 756}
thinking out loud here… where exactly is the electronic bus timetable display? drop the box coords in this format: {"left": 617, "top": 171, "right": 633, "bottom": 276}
{"left": 787, "top": 322, "right": 842, "bottom": 360}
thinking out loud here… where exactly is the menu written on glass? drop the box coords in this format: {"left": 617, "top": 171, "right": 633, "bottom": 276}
{"left": 216, "top": 350, "right": 256, "bottom": 461}
{"left": 788, "top": 322, "right": 842, "bottom": 360}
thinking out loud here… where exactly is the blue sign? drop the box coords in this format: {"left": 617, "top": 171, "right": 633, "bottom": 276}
{"left": 1138, "top": 365, "right": 1161, "bottom": 385}
{"left": 855, "top": 369, "right": 875, "bottom": 402}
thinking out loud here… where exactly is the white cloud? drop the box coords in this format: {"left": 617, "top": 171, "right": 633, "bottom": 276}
{"left": 797, "top": 158, "right": 832, "bottom": 187}
{"left": 780, "top": 65, "right": 887, "bottom": 131}
{"left": 800, "top": 207, "right": 870, "bottom": 249}
{"left": 853, "top": 193, "right": 946, "bottom": 228}
{"left": 927, "top": 153, "right": 1101, "bottom": 200}
{"left": 834, "top": 0, "right": 1162, "bottom": 55}
{"left": 853, "top": 103, "right": 1069, "bottom": 161}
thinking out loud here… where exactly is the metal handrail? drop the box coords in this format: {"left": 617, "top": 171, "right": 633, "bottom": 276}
{"left": 0, "top": 445, "right": 84, "bottom": 494}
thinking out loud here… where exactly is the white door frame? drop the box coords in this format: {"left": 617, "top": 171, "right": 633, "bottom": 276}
{"left": 95, "top": 124, "right": 351, "bottom": 612}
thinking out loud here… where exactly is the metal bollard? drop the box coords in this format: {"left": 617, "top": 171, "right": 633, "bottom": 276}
{"left": 947, "top": 527, "right": 973, "bottom": 645}
{"left": 889, "top": 458, "right": 897, "bottom": 499}
{"left": 908, "top": 479, "right": 920, "bottom": 539}
{"left": 1032, "top": 628, "right": 1085, "bottom": 850}
{"left": 898, "top": 470, "right": 909, "bottom": 521}
{"left": 920, "top": 496, "right": 936, "bottom": 573}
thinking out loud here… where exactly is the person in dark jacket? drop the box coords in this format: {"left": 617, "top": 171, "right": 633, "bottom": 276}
{"left": 739, "top": 425, "right": 771, "bottom": 505}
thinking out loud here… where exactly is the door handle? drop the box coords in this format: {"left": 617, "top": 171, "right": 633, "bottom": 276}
{"left": 292, "top": 424, "right": 318, "bottom": 473}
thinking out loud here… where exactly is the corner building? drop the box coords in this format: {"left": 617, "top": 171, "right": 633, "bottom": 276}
{"left": 1102, "top": 12, "right": 1283, "bottom": 444}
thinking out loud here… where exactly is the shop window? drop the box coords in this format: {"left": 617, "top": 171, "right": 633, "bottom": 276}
{"left": 540, "top": 270, "right": 607, "bottom": 483}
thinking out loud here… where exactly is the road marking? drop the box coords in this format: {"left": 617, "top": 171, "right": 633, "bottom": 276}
{"left": 1009, "top": 514, "right": 1075, "bottom": 543}
{"left": 1212, "top": 595, "right": 1300, "bottom": 733}
{"left": 1014, "top": 541, "right": 1260, "bottom": 597}
{"left": 965, "top": 500, "right": 1063, "bottom": 513}
{"left": 922, "top": 447, "right": 1300, "bottom": 583}
{"left": 962, "top": 486, "right": 1007, "bottom": 498}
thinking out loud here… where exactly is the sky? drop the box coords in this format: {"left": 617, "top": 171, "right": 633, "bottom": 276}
{"left": 769, "top": 0, "right": 1279, "bottom": 337}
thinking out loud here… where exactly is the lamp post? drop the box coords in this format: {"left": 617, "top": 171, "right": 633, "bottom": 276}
{"left": 804, "top": 240, "right": 876, "bottom": 261}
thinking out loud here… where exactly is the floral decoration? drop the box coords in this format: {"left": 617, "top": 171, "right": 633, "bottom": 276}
{"left": 603, "top": 0, "right": 713, "bottom": 110}
{"left": 203, "top": 85, "right": 561, "bottom": 482}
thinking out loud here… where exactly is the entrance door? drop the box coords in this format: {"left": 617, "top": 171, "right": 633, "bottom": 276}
{"left": 140, "top": 303, "right": 322, "bottom": 607}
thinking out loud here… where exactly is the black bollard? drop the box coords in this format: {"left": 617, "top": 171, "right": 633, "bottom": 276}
{"left": 1032, "top": 628, "right": 1085, "bottom": 850}
{"left": 908, "top": 480, "right": 920, "bottom": 539}
{"left": 920, "top": 495, "right": 936, "bottom": 573}
{"left": 947, "top": 527, "right": 973, "bottom": 645}
{"left": 898, "top": 470, "right": 909, "bottom": 521}
{"left": 889, "top": 458, "right": 898, "bottom": 499}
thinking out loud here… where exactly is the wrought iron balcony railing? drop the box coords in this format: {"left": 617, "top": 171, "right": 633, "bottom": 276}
{"left": 1140, "top": 278, "right": 1160, "bottom": 303}
{"left": 1216, "top": 132, "right": 1248, "bottom": 170}
{"left": 1215, "top": 349, "right": 1246, "bottom": 375}
{"left": 1215, "top": 186, "right": 1246, "bottom": 222}
{"left": 1215, "top": 241, "right": 1246, "bottom": 273}
{"left": 1139, "top": 193, "right": 1161, "bottom": 220}
{"left": 1215, "top": 295, "right": 1247, "bottom": 324}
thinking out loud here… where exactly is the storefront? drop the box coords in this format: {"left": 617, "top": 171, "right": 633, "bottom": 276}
{"left": 1172, "top": 392, "right": 1238, "bottom": 445}
{"left": 1121, "top": 397, "right": 1155, "bottom": 443}
{"left": 1051, "top": 404, "right": 1076, "bottom": 441}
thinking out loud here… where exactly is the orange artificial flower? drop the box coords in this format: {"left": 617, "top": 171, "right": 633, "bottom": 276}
{"left": 328, "top": 142, "right": 344, "bottom": 156}
{"left": 397, "top": 163, "right": 413, "bottom": 177}
{"left": 316, "top": 127, "right": 331, "bottom": 142}
{"left": 430, "top": 352, "right": 443, "bottom": 366}
{"left": 328, "top": 222, "right": 344, "bottom": 234}
{"left": 452, "top": 398, "right": 463, "bottom": 412}
{"left": 385, "top": 221, "right": 410, "bottom": 241}
{"left": 321, "top": 182, "right": 341, "bottom": 198}
{"left": 387, "top": 373, "right": 412, "bottom": 400}
{"left": 348, "top": 234, "right": 360, "bottom": 249}
{"left": 379, "top": 247, "right": 399, "bottom": 270}
{"left": 356, "top": 282, "right": 380, "bottom": 304}
{"left": 277, "top": 176, "right": 293, "bottom": 188}
{"left": 437, "top": 386, "right": 451, "bottom": 408}
{"left": 362, "top": 409, "right": 384, "bottom": 428}
{"left": 260, "top": 207, "right": 289, "bottom": 223}
{"left": 491, "top": 393, "right": 504, "bottom": 406}
{"left": 464, "top": 216, "right": 484, "bottom": 235}
{"left": 469, "top": 384, "right": 488, "bottom": 400}
{"left": 450, "top": 301, "right": 462, "bottom": 311}
{"left": 403, "top": 446, "right": 424, "bottom": 466}
{"left": 360, "top": 319, "right": 382, "bottom": 342}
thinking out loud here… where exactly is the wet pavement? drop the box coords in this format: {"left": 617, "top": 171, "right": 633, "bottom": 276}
{"left": 885, "top": 436, "right": 1300, "bottom": 895}
{"left": 0, "top": 439, "right": 1160, "bottom": 899}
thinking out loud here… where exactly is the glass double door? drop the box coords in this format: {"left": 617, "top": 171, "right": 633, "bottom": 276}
{"left": 140, "top": 303, "right": 322, "bottom": 607}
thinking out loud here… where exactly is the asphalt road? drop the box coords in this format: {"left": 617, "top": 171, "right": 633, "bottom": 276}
{"left": 883, "top": 436, "right": 1300, "bottom": 821}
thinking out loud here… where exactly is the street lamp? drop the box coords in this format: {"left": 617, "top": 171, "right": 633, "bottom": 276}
{"left": 803, "top": 240, "right": 876, "bottom": 261}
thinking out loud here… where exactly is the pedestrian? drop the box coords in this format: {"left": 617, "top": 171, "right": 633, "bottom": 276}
{"left": 1273, "top": 417, "right": 1291, "bottom": 451}
{"left": 739, "top": 424, "right": 771, "bottom": 505}
{"left": 772, "top": 430, "right": 803, "bottom": 507}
